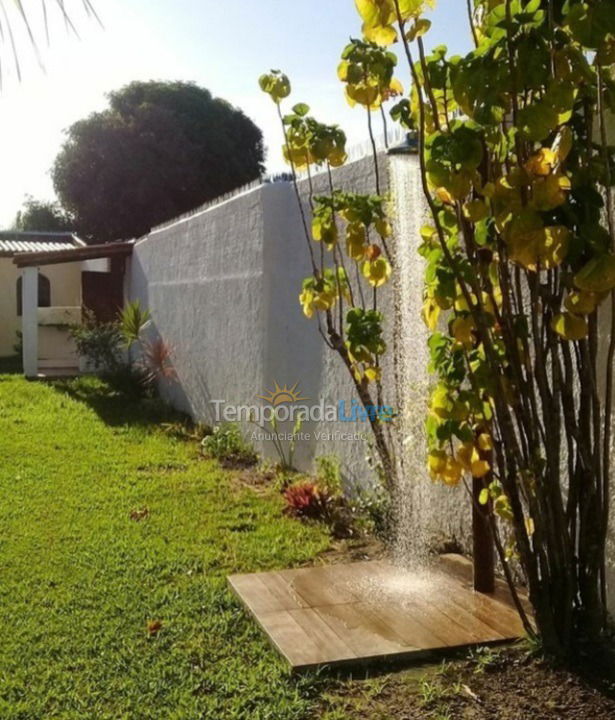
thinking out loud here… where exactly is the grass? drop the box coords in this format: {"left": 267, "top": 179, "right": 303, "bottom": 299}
{"left": 0, "top": 374, "right": 331, "bottom": 719}
{"left": 2, "top": 372, "right": 612, "bottom": 720}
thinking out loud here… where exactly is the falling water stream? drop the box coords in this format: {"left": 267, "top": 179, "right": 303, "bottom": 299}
{"left": 386, "top": 155, "right": 471, "bottom": 573}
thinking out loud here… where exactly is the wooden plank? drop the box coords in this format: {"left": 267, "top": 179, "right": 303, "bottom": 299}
{"left": 435, "top": 573, "right": 525, "bottom": 639}
{"left": 438, "top": 553, "right": 475, "bottom": 583}
{"left": 256, "top": 610, "right": 334, "bottom": 668}
{"left": 267, "top": 572, "right": 311, "bottom": 609}
{"left": 365, "top": 600, "right": 450, "bottom": 650}
{"left": 228, "top": 573, "right": 296, "bottom": 614}
{"left": 430, "top": 593, "right": 506, "bottom": 643}
{"left": 288, "top": 608, "right": 357, "bottom": 665}
{"left": 438, "top": 554, "right": 532, "bottom": 617}
{"left": 342, "top": 560, "right": 486, "bottom": 647}
{"left": 313, "top": 602, "right": 410, "bottom": 657}
{"left": 400, "top": 599, "right": 480, "bottom": 647}
{"left": 277, "top": 564, "right": 360, "bottom": 607}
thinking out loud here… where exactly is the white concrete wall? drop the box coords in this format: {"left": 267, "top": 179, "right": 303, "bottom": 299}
{"left": 127, "top": 152, "right": 473, "bottom": 553}
{"left": 129, "top": 155, "right": 395, "bottom": 483}
{"left": 599, "top": 302, "right": 615, "bottom": 617}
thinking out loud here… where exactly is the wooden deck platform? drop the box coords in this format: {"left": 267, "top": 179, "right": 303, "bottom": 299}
{"left": 228, "top": 554, "right": 527, "bottom": 671}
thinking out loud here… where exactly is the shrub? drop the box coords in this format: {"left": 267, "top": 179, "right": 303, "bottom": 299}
{"left": 315, "top": 455, "right": 343, "bottom": 497}
{"left": 201, "top": 423, "right": 257, "bottom": 468}
{"left": 120, "top": 300, "right": 151, "bottom": 348}
{"left": 351, "top": 483, "right": 392, "bottom": 541}
{"left": 69, "top": 310, "right": 123, "bottom": 373}
{"left": 105, "top": 365, "right": 152, "bottom": 400}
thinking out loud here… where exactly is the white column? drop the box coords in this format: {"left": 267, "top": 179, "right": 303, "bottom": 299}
{"left": 22, "top": 266, "right": 39, "bottom": 378}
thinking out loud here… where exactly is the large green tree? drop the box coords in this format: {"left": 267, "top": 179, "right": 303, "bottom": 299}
{"left": 13, "top": 197, "right": 73, "bottom": 232}
{"left": 53, "top": 81, "right": 265, "bottom": 242}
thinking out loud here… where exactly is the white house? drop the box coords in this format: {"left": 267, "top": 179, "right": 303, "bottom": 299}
{"left": 1, "top": 231, "right": 133, "bottom": 377}
{"left": 0, "top": 232, "right": 85, "bottom": 370}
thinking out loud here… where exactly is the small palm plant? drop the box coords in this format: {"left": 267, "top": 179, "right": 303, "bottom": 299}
{"left": 120, "top": 300, "right": 151, "bottom": 348}
{"left": 119, "top": 301, "right": 176, "bottom": 389}
{"left": 120, "top": 299, "right": 151, "bottom": 370}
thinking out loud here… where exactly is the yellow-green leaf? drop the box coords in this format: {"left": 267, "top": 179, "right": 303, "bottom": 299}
{"left": 398, "top": 0, "right": 435, "bottom": 20}
{"left": 346, "top": 222, "right": 367, "bottom": 260}
{"left": 525, "top": 148, "right": 557, "bottom": 177}
{"left": 574, "top": 254, "right": 615, "bottom": 294}
{"left": 365, "top": 366, "right": 382, "bottom": 382}
{"left": 406, "top": 17, "right": 431, "bottom": 41}
{"left": 507, "top": 225, "right": 570, "bottom": 271}
{"left": 428, "top": 449, "right": 447, "bottom": 476}
{"left": 531, "top": 174, "right": 571, "bottom": 211}
{"left": 375, "top": 217, "right": 393, "bottom": 238}
{"left": 554, "top": 126, "right": 573, "bottom": 163}
{"left": 362, "top": 257, "right": 392, "bottom": 287}
{"left": 422, "top": 297, "right": 440, "bottom": 330}
{"left": 463, "top": 199, "right": 488, "bottom": 222}
{"left": 363, "top": 22, "right": 398, "bottom": 45}
{"left": 564, "top": 290, "right": 604, "bottom": 315}
{"left": 551, "top": 312, "right": 588, "bottom": 341}
{"left": 451, "top": 315, "right": 475, "bottom": 349}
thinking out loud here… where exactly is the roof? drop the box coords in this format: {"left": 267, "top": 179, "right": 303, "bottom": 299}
{"left": 0, "top": 231, "right": 85, "bottom": 257}
{"left": 13, "top": 241, "right": 134, "bottom": 268}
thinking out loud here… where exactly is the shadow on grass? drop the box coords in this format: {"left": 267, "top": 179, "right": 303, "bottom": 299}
{"left": 51, "top": 376, "right": 190, "bottom": 430}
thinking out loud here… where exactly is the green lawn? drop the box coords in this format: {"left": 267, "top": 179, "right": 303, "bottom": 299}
{"left": 0, "top": 374, "right": 331, "bottom": 720}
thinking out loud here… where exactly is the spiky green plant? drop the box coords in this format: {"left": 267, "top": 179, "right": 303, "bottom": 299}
{"left": 120, "top": 300, "right": 151, "bottom": 348}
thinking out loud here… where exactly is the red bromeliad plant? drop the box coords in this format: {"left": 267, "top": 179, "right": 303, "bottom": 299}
{"left": 139, "top": 338, "right": 176, "bottom": 386}
{"left": 283, "top": 481, "right": 329, "bottom": 519}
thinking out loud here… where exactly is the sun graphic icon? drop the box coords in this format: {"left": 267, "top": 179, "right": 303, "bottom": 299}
{"left": 257, "top": 381, "right": 309, "bottom": 406}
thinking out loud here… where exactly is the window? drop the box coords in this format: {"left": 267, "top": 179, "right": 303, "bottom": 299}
{"left": 16, "top": 273, "right": 51, "bottom": 317}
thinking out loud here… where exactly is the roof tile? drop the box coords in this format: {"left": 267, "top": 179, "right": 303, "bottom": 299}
{"left": 0, "top": 232, "right": 84, "bottom": 256}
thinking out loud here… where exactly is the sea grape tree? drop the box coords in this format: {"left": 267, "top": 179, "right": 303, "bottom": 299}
{"left": 259, "top": 56, "right": 402, "bottom": 489}
{"left": 263, "top": 0, "right": 615, "bottom": 657}
{"left": 355, "top": 0, "right": 615, "bottom": 656}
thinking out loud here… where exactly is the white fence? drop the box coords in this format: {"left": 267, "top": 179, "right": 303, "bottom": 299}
{"left": 129, "top": 154, "right": 399, "bottom": 481}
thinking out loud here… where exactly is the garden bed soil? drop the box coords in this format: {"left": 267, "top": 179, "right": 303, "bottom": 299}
{"left": 319, "top": 646, "right": 615, "bottom": 719}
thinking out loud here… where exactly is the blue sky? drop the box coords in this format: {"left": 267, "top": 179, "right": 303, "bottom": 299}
{"left": 0, "top": 0, "right": 471, "bottom": 227}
